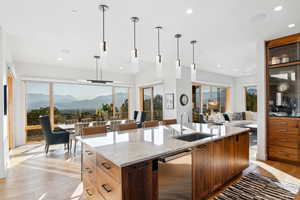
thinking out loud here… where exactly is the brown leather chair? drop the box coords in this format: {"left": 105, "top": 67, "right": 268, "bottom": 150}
{"left": 162, "top": 119, "right": 177, "bottom": 125}
{"left": 143, "top": 121, "right": 159, "bottom": 128}
{"left": 118, "top": 123, "right": 137, "bottom": 131}
{"left": 82, "top": 126, "right": 107, "bottom": 136}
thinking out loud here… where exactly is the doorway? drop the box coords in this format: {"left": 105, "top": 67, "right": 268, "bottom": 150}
{"left": 7, "top": 73, "right": 14, "bottom": 149}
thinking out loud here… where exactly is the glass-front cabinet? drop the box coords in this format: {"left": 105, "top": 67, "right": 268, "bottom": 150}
{"left": 268, "top": 65, "right": 300, "bottom": 117}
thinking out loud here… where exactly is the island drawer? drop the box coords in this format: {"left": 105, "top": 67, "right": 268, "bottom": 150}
{"left": 268, "top": 134, "right": 299, "bottom": 149}
{"left": 268, "top": 145, "right": 299, "bottom": 162}
{"left": 96, "top": 153, "right": 121, "bottom": 183}
{"left": 83, "top": 158, "right": 96, "bottom": 185}
{"left": 84, "top": 178, "right": 105, "bottom": 200}
{"left": 83, "top": 144, "right": 96, "bottom": 164}
{"left": 96, "top": 165, "right": 122, "bottom": 200}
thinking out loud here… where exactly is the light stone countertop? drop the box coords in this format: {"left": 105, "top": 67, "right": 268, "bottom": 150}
{"left": 77, "top": 123, "right": 249, "bottom": 167}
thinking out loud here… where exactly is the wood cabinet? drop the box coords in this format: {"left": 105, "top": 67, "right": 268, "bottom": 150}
{"left": 266, "top": 33, "right": 300, "bottom": 165}
{"left": 82, "top": 144, "right": 157, "bottom": 200}
{"left": 192, "top": 132, "right": 249, "bottom": 200}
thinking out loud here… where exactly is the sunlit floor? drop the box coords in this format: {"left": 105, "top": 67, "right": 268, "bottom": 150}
{"left": 0, "top": 143, "right": 299, "bottom": 200}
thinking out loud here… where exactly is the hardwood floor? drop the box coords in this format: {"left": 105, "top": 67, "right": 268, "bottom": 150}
{"left": 0, "top": 143, "right": 299, "bottom": 200}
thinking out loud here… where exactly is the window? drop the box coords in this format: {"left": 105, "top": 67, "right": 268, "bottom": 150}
{"left": 245, "top": 86, "right": 257, "bottom": 112}
{"left": 25, "top": 81, "right": 130, "bottom": 142}
{"left": 26, "top": 81, "right": 50, "bottom": 142}
{"left": 192, "top": 85, "right": 229, "bottom": 122}
{"left": 141, "top": 85, "right": 163, "bottom": 121}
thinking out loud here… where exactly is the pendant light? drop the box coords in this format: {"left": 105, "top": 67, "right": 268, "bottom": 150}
{"left": 87, "top": 56, "right": 113, "bottom": 84}
{"left": 190, "top": 40, "right": 197, "bottom": 81}
{"left": 155, "top": 26, "right": 163, "bottom": 64}
{"left": 175, "top": 34, "right": 182, "bottom": 79}
{"left": 99, "top": 5, "right": 109, "bottom": 55}
{"left": 130, "top": 17, "right": 139, "bottom": 64}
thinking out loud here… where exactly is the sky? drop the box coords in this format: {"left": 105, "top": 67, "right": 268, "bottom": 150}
{"left": 27, "top": 81, "right": 121, "bottom": 100}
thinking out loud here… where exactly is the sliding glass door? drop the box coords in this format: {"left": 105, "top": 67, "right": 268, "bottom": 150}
{"left": 192, "top": 84, "right": 230, "bottom": 122}
{"left": 141, "top": 85, "right": 163, "bottom": 121}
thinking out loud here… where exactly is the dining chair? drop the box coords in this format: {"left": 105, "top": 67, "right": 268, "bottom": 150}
{"left": 110, "top": 120, "right": 122, "bottom": 131}
{"left": 118, "top": 123, "right": 137, "bottom": 131}
{"left": 143, "top": 120, "right": 159, "bottom": 128}
{"left": 82, "top": 126, "right": 107, "bottom": 136}
{"left": 39, "top": 116, "right": 70, "bottom": 155}
{"left": 162, "top": 119, "right": 177, "bottom": 125}
{"left": 65, "top": 119, "right": 78, "bottom": 124}
{"left": 81, "top": 118, "right": 93, "bottom": 123}
{"left": 91, "top": 121, "right": 107, "bottom": 127}
{"left": 133, "top": 110, "right": 139, "bottom": 121}
{"left": 72, "top": 122, "right": 89, "bottom": 154}
{"left": 137, "top": 112, "right": 146, "bottom": 128}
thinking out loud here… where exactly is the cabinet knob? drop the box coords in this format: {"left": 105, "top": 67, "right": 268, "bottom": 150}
{"left": 85, "top": 150, "right": 93, "bottom": 156}
{"left": 86, "top": 189, "right": 93, "bottom": 196}
{"left": 101, "top": 162, "right": 111, "bottom": 170}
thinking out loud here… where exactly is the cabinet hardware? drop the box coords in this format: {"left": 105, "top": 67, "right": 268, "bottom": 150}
{"left": 102, "top": 184, "right": 112, "bottom": 193}
{"left": 85, "top": 151, "right": 93, "bottom": 156}
{"left": 279, "top": 129, "right": 288, "bottom": 132}
{"left": 85, "top": 168, "right": 93, "bottom": 174}
{"left": 86, "top": 189, "right": 93, "bottom": 196}
{"left": 101, "top": 162, "right": 111, "bottom": 170}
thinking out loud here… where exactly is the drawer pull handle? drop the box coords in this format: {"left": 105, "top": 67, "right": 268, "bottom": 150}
{"left": 85, "top": 151, "right": 93, "bottom": 156}
{"left": 102, "top": 162, "right": 111, "bottom": 170}
{"left": 278, "top": 138, "right": 288, "bottom": 142}
{"left": 279, "top": 129, "right": 288, "bottom": 132}
{"left": 279, "top": 122, "right": 288, "bottom": 125}
{"left": 86, "top": 189, "right": 93, "bottom": 196}
{"left": 85, "top": 168, "right": 93, "bottom": 174}
{"left": 102, "top": 184, "right": 112, "bottom": 193}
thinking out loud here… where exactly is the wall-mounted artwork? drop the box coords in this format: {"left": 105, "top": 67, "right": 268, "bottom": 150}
{"left": 165, "top": 93, "right": 174, "bottom": 110}
{"left": 4, "top": 85, "right": 7, "bottom": 115}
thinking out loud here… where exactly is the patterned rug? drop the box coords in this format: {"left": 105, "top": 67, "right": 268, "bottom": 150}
{"left": 214, "top": 172, "right": 300, "bottom": 200}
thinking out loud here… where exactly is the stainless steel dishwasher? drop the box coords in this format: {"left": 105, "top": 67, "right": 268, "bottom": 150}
{"left": 158, "top": 149, "right": 192, "bottom": 200}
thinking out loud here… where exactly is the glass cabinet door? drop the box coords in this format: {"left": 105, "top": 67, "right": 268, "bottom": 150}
{"left": 269, "top": 42, "right": 299, "bottom": 65}
{"left": 268, "top": 65, "right": 300, "bottom": 117}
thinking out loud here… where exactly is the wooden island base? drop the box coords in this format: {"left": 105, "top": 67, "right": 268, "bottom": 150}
{"left": 82, "top": 131, "right": 249, "bottom": 200}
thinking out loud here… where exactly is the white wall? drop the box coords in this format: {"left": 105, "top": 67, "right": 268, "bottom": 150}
{"left": 233, "top": 75, "right": 258, "bottom": 112}
{"left": 0, "top": 27, "right": 9, "bottom": 178}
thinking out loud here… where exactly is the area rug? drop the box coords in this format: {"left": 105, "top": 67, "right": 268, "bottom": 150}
{"left": 214, "top": 172, "right": 300, "bottom": 200}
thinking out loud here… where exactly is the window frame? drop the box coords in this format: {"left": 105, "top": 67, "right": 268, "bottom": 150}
{"left": 140, "top": 85, "right": 163, "bottom": 121}
{"left": 25, "top": 81, "right": 131, "bottom": 142}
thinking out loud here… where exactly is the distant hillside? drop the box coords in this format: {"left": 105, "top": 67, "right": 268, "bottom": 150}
{"left": 27, "top": 93, "right": 128, "bottom": 111}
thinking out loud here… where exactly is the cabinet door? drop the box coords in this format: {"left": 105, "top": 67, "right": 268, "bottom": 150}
{"left": 212, "top": 139, "right": 225, "bottom": 191}
{"left": 192, "top": 143, "right": 212, "bottom": 200}
{"left": 122, "top": 161, "right": 156, "bottom": 200}
{"left": 236, "top": 132, "right": 249, "bottom": 173}
{"left": 224, "top": 136, "right": 236, "bottom": 181}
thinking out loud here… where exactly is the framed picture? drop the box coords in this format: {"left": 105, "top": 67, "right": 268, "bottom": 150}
{"left": 165, "top": 93, "right": 174, "bottom": 110}
{"left": 4, "top": 85, "right": 7, "bottom": 115}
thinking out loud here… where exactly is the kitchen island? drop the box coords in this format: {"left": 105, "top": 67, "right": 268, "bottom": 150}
{"left": 78, "top": 123, "right": 249, "bottom": 200}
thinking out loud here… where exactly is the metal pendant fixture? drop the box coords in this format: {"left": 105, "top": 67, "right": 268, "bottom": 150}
{"left": 131, "top": 17, "right": 139, "bottom": 64}
{"left": 99, "top": 5, "right": 109, "bottom": 54}
{"left": 87, "top": 55, "right": 113, "bottom": 84}
{"left": 155, "top": 26, "right": 163, "bottom": 64}
{"left": 175, "top": 34, "right": 182, "bottom": 67}
{"left": 190, "top": 40, "right": 197, "bottom": 81}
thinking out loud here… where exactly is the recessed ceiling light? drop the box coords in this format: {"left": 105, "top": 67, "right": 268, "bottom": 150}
{"left": 120, "top": 67, "right": 124, "bottom": 70}
{"left": 233, "top": 68, "right": 239, "bottom": 72}
{"left": 57, "top": 57, "right": 63, "bottom": 61}
{"left": 217, "top": 64, "right": 221, "bottom": 68}
{"left": 71, "top": 10, "right": 78, "bottom": 13}
{"left": 186, "top": 9, "right": 193, "bottom": 15}
{"left": 288, "top": 24, "right": 296, "bottom": 28}
{"left": 273, "top": 5, "right": 283, "bottom": 12}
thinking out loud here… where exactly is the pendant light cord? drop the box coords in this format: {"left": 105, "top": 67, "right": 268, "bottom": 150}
{"left": 157, "top": 28, "right": 160, "bottom": 55}
{"left": 133, "top": 21, "right": 136, "bottom": 49}
{"left": 102, "top": 6, "right": 105, "bottom": 42}
{"left": 177, "top": 38, "right": 179, "bottom": 60}
{"left": 192, "top": 43, "right": 195, "bottom": 64}
{"left": 96, "top": 58, "right": 99, "bottom": 80}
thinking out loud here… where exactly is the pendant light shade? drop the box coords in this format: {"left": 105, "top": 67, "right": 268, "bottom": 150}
{"left": 175, "top": 34, "right": 182, "bottom": 79}
{"left": 130, "top": 17, "right": 139, "bottom": 65}
{"left": 190, "top": 40, "right": 197, "bottom": 81}
{"left": 155, "top": 26, "right": 163, "bottom": 78}
{"left": 99, "top": 5, "right": 109, "bottom": 55}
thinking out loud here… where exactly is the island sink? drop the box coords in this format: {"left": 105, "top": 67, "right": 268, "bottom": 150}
{"left": 175, "top": 133, "right": 215, "bottom": 142}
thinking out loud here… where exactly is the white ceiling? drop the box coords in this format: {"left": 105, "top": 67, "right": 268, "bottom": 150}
{"left": 0, "top": 0, "right": 300, "bottom": 77}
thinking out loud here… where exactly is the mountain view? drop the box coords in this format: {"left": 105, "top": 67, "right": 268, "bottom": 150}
{"left": 27, "top": 93, "right": 128, "bottom": 111}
